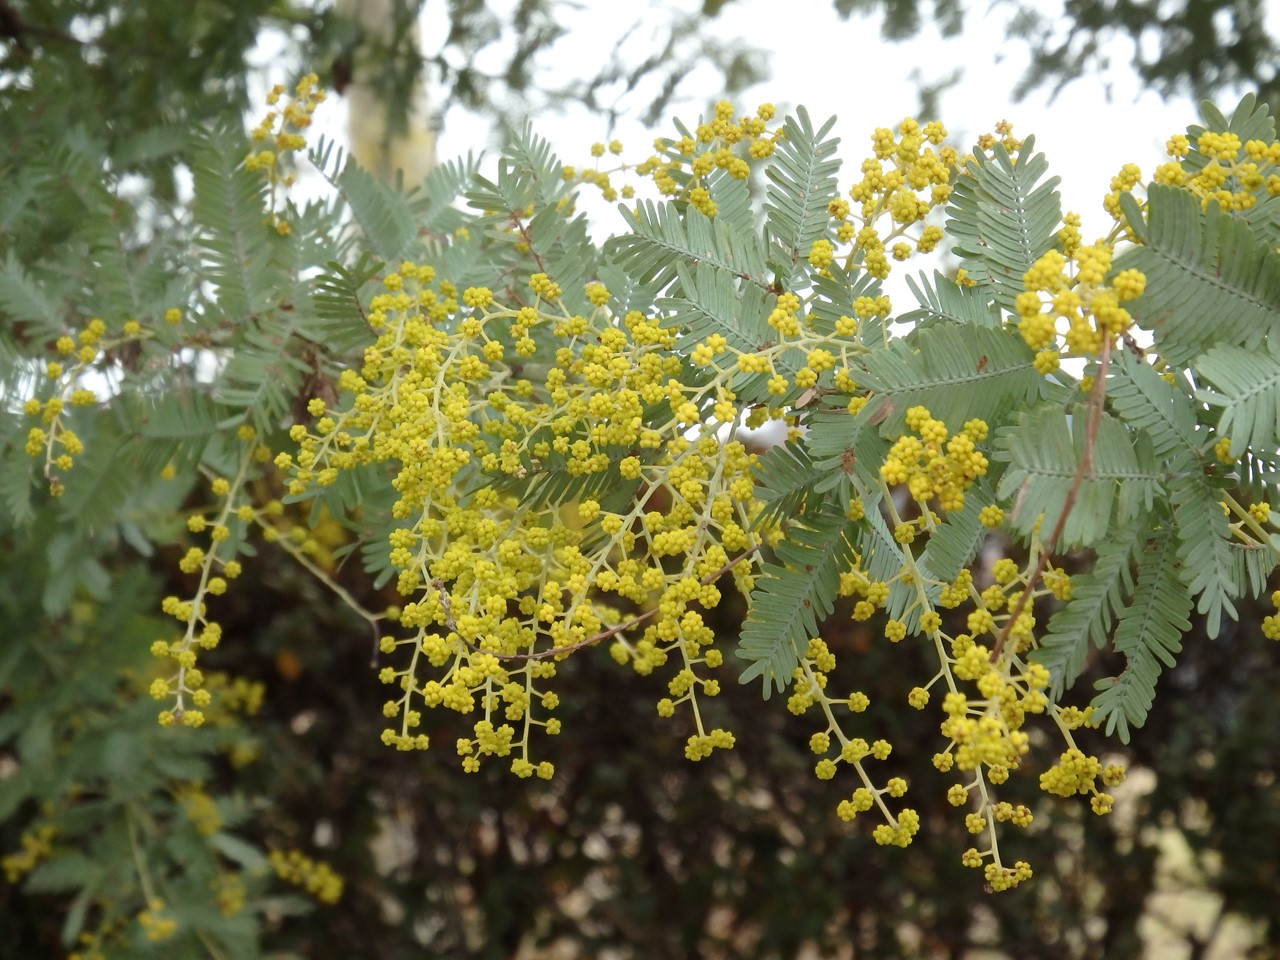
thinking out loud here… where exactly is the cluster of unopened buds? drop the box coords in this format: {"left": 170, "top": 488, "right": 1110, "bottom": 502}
{"left": 566, "top": 100, "right": 781, "bottom": 210}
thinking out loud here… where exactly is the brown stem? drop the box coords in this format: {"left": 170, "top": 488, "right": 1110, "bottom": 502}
{"left": 991, "top": 335, "right": 1113, "bottom": 660}
{"left": 511, "top": 214, "right": 549, "bottom": 276}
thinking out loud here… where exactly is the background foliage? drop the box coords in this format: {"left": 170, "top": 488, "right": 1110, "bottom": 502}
{"left": 2, "top": 2, "right": 1279, "bottom": 958}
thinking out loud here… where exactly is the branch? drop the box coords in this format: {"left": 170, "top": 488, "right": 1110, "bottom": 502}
{"left": 991, "top": 335, "right": 1113, "bottom": 660}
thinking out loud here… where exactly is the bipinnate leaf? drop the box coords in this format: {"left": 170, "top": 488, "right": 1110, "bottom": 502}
{"left": 946, "top": 135, "right": 1062, "bottom": 312}
{"left": 1116, "top": 184, "right": 1280, "bottom": 367}
{"left": 1090, "top": 527, "right": 1192, "bottom": 743}
{"left": 737, "top": 505, "right": 857, "bottom": 696}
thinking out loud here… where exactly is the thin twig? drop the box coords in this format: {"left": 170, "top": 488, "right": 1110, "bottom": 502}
{"left": 438, "top": 545, "right": 759, "bottom": 662}
{"left": 991, "top": 335, "right": 1113, "bottom": 660}
{"left": 263, "top": 519, "right": 384, "bottom": 664}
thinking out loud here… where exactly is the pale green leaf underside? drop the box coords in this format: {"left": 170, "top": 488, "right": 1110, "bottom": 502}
{"left": 737, "top": 505, "right": 857, "bottom": 696}
{"left": 1170, "top": 473, "right": 1239, "bottom": 637}
{"left": 945, "top": 136, "right": 1062, "bottom": 312}
{"left": 1034, "top": 517, "right": 1142, "bottom": 699}
{"left": 608, "top": 200, "right": 769, "bottom": 294}
{"left": 1090, "top": 527, "right": 1192, "bottom": 743}
{"left": 901, "top": 270, "right": 1001, "bottom": 330}
{"left": 1106, "top": 350, "right": 1201, "bottom": 470}
{"left": 763, "top": 106, "right": 841, "bottom": 287}
{"left": 856, "top": 322, "right": 1041, "bottom": 436}
{"left": 1195, "top": 343, "right": 1280, "bottom": 459}
{"left": 1117, "top": 184, "right": 1280, "bottom": 367}
{"left": 995, "top": 406, "right": 1162, "bottom": 549}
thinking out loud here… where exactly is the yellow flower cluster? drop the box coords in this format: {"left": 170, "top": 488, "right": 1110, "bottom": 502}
{"left": 1106, "top": 125, "right": 1280, "bottom": 231}
{"left": 843, "top": 470, "right": 1123, "bottom": 888}
{"left": 136, "top": 899, "right": 179, "bottom": 942}
{"left": 21, "top": 316, "right": 144, "bottom": 494}
{"left": 178, "top": 785, "right": 223, "bottom": 837}
{"left": 67, "top": 918, "right": 120, "bottom": 960}
{"left": 150, "top": 437, "right": 261, "bottom": 728}
{"left": 567, "top": 101, "right": 781, "bottom": 209}
{"left": 1261, "top": 590, "right": 1280, "bottom": 640}
{"left": 212, "top": 871, "right": 247, "bottom": 917}
{"left": 880, "top": 406, "right": 989, "bottom": 512}
{"left": 843, "top": 118, "right": 955, "bottom": 279}
{"left": 837, "top": 564, "right": 891, "bottom": 622}
{"left": 786, "top": 640, "right": 920, "bottom": 846}
{"left": 1015, "top": 242, "right": 1146, "bottom": 361}
{"left": 245, "top": 72, "right": 325, "bottom": 233}
{"left": 1, "top": 824, "right": 56, "bottom": 883}
{"left": 973, "top": 119, "right": 1023, "bottom": 156}
{"left": 282, "top": 265, "right": 764, "bottom": 774}
{"left": 268, "top": 848, "right": 343, "bottom": 904}
{"left": 571, "top": 106, "right": 954, "bottom": 290}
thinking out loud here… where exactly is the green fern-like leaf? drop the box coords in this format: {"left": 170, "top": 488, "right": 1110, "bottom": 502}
{"left": 859, "top": 500, "right": 919, "bottom": 623}
{"left": 1116, "top": 184, "right": 1280, "bottom": 367}
{"left": 503, "top": 122, "right": 567, "bottom": 203}
{"left": 1090, "top": 526, "right": 1192, "bottom": 743}
{"left": 805, "top": 261, "right": 886, "bottom": 344}
{"left": 215, "top": 318, "right": 311, "bottom": 435}
{"left": 806, "top": 404, "right": 892, "bottom": 498}
{"left": 737, "top": 504, "right": 857, "bottom": 696}
{"left": 858, "top": 498, "right": 908, "bottom": 585}
{"left": 593, "top": 260, "right": 666, "bottom": 313}
{"left": 1195, "top": 343, "right": 1280, "bottom": 459}
{"left": 335, "top": 157, "right": 418, "bottom": 261}
{"left": 995, "top": 406, "right": 1163, "bottom": 548}
{"left": 307, "top": 254, "right": 384, "bottom": 355}
{"left": 1233, "top": 540, "right": 1272, "bottom": 600}
{"left": 24, "top": 852, "right": 103, "bottom": 896}
{"left": 607, "top": 200, "right": 769, "bottom": 292}
{"left": 1106, "top": 350, "right": 1201, "bottom": 469}
{"left": 762, "top": 107, "right": 841, "bottom": 287}
{"left": 704, "top": 165, "right": 757, "bottom": 243}
{"left": 53, "top": 426, "right": 144, "bottom": 537}
{"left": 0, "top": 412, "right": 35, "bottom": 525}
{"left": 413, "top": 152, "right": 483, "bottom": 236}
{"left": 310, "top": 134, "right": 419, "bottom": 261}
{"left": 753, "top": 440, "right": 823, "bottom": 525}
{"left": 854, "top": 322, "right": 1042, "bottom": 436}
{"left": 79, "top": 216, "right": 173, "bottom": 331}
{"left": 305, "top": 461, "right": 399, "bottom": 535}
{"left": 900, "top": 270, "right": 1001, "bottom": 330}
{"left": 110, "top": 390, "right": 224, "bottom": 476}
{"left": 659, "top": 260, "right": 771, "bottom": 357}
{"left": 946, "top": 136, "right": 1062, "bottom": 312}
{"left": 0, "top": 252, "right": 66, "bottom": 338}
{"left": 1236, "top": 448, "right": 1280, "bottom": 506}
{"left": 191, "top": 126, "right": 278, "bottom": 323}
{"left": 915, "top": 482, "right": 993, "bottom": 585}
{"left": 1033, "top": 517, "right": 1144, "bottom": 699}
{"left": 1169, "top": 472, "right": 1239, "bottom": 637}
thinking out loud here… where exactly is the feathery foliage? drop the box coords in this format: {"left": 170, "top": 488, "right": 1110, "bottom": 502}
{"left": 737, "top": 505, "right": 858, "bottom": 695}
{"left": 995, "top": 406, "right": 1162, "bottom": 548}
{"left": 946, "top": 136, "right": 1061, "bottom": 312}
{"left": 1034, "top": 518, "right": 1143, "bottom": 699}
{"left": 763, "top": 107, "right": 842, "bottom": 287}
{"left": 1116, "top": 185, "right": 1280, "bottom": 367}
{"left": 1090, "top": 527, "right": 1193, "bottom": 743}
{"left": 3, "top": 61, "right": 1280, "bottom": 947}
{"left": 855, "top": 322, "right": 1041, "bottom": 436}
{"left": 1196, "top": 344, "right": 1280, "bottom": 459}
